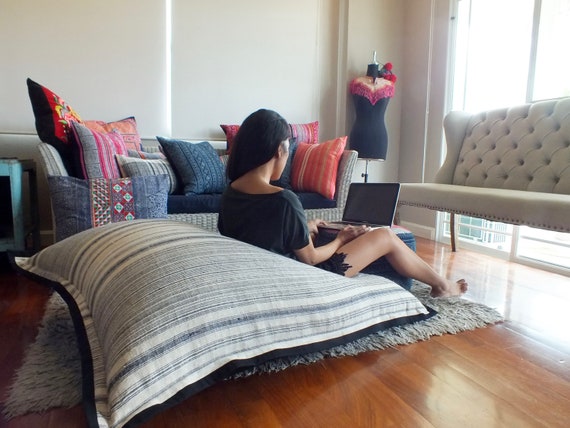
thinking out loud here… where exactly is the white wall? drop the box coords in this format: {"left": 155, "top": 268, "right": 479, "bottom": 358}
{"left": 0, "top": 0, "right": 168, "bottom": 137}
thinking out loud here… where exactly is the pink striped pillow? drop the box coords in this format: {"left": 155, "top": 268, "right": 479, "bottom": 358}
{"left": 290, "top": 121, "right": 319, "bottom": 144}
{"left": 83, "top": 117, "right": 142, "bottom": 152}
{"left": 291, "top": 136, "right": 347, "bottom": 199}
{"left": 71, "top": 121, "right": 128, "bottom": 179}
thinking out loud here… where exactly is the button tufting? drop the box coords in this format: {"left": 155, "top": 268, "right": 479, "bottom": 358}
{"left": 519, "top": 159, "right": 525, "bottom": 166}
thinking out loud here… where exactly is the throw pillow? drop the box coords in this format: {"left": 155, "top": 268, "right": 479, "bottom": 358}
{"left": 290, "top": 121, "right": 319, "bottom": 145}
{"left": 157, "top": 137, "right": 227, "bottom": 195}
{"left": 291, "top": 136, "right": 347, "bottom": 199}
{"left": 47, "top": 175, "right": 169, "bottom": 242}
{"left": 116, "top": 154, "right": 179, "bottom": 194}
{"left": 26, "top": 78, "right": 83, "bottom": 172}
{"left": 70, "top": 121, "right": 128, "bottom": 179}
{"left": 83, "top": 117, "right": 142, "bottom": 151}
{"left": 221, "top": 121, "right": 319, "bottom": 153}
{"left": 219, "top": 124, "right": 241, "bottom": 152}
{"left": 126, "top": 149, "right": 166, "bottom": 159}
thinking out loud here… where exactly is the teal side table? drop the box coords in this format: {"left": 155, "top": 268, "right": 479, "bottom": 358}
{"left": 0, "top": 159, "right": 40, "bottom": 253}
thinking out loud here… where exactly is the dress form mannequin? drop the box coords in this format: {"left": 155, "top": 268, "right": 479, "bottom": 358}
{"left": 349, "top": 54, "right": 395, "bottom": 169}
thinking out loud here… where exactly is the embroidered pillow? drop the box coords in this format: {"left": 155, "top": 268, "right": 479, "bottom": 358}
{"left": 83, "top": 117, "right": 142, "bottom": 151}
{"left": 221, "top": 121, "right": 319, "bottom": 153}
{"left": 157, "top": 137, "right": 227, "bottom": 195}
{"left": 26, "top": 78, "right": 83, "bottom": 173}
{"left": 291, "top": 136, "right": 347, "bottom": 199}
{"left": 47, "top": 175, "right": 169, "bottom": 242}
{"left": 70, "top": 121, "right": 128, "bottom": 179}
{"left": 116, "top": 154, "right": 178, "bottom": 194}
{"left": 219, "top": 124, "right": 241, "bottom": 152}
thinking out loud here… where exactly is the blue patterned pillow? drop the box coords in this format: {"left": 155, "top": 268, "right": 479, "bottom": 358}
{"left": 48, "top": 175, "right": 169, "bottom": 241}
{"left": 157, "top": 137, "right": 227, "bottom": 195}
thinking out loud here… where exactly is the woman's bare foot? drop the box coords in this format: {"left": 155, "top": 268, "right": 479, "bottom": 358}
{"left": 430, "top": 279, "right": 468, "bottom": 298}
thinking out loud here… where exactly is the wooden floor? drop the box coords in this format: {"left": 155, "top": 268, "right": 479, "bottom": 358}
{"left": 0, "top": 238, "right": 569, "bottom": 428}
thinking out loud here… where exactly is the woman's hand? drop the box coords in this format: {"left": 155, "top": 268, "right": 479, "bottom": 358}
{"left": 307, "top": 219, "right": 325, "bottom": 237}
{"left": 337, "top": 225, "right": 370, "bottom": 245}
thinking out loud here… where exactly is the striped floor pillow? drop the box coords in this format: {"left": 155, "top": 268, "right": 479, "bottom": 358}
{"left": 15, "top": 220, "right": 428, "bottom": 428}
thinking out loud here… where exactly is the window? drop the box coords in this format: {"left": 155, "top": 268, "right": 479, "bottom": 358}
{"left": 446, "top": 0, "right": 570, "bottom": 273}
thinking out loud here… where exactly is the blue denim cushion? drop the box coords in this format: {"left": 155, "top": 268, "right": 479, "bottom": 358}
{"left": 157, "top": 137, "right": 227, "bottom": 195}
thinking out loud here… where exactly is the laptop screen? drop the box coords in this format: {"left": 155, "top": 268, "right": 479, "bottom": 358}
{"left": 342, "top": 183, "right": 401, "bottom": 226}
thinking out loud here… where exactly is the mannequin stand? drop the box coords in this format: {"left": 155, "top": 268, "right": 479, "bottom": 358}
{"left": 362, "top": 159, "right": 371, "bottom": 183}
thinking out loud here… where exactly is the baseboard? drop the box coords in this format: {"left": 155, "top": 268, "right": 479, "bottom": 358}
{"left": 398, "top": 221, "right": 436, "bottom": 240}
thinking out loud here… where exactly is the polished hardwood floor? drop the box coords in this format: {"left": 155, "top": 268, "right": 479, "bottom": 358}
{"left": 0, "top": 237, "right": 569, "bottom": 428}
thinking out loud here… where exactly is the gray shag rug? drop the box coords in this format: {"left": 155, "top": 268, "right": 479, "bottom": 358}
{"left": 2, "top": 282, "right": 503, "bottom": 418}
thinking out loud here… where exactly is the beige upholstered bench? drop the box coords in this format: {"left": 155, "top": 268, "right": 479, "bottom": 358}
{"left": 399, "top": 97, "right": 570, "bottom": 251}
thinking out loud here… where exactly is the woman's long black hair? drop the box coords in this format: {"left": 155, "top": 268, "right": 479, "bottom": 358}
{"left": 226, "top": 109, "right": 290, "bottom": 181}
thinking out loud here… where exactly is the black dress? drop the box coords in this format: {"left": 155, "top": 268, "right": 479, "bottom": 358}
{"left": 349, "top": 78, "right": 394, "bottom": 160}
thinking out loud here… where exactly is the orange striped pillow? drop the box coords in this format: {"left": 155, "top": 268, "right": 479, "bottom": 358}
{"left": 291, "top": 136, "right": 347, "bottom": 199}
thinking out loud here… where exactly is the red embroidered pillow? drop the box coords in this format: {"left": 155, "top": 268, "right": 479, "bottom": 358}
{"left": 291, "top": 136, "right": 347, "bottom": 199}
{"left": 84, "top": 117, "right": 142, "bottom": 151}
{"left": 219, "top": 124, "right": 241, "bottom": 153}
{"left": 71, "top": 121, "right": 128, "bottom": 179}
{"left": 221, "top": 121, "right": 319, "bottom": 153}
{"left": 27, "top": 78, "right": 83, "bottom": 171}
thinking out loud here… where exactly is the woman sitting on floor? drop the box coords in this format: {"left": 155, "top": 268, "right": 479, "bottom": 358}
{"left": 218, "top": 109, "right": 467, "bottom": 298}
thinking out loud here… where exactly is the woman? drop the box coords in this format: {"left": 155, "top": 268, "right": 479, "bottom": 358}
{"left": 218, "top": 109, "right": 467, "bottom": 297}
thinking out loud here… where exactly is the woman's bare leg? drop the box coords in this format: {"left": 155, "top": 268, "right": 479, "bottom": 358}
{"left": 339, "top": 228, "right": 468, "bottom": 297}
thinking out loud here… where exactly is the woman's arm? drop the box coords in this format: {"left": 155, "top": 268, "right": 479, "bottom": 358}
{"left": 294, "top": 225, "right": 369, "bottom": 266}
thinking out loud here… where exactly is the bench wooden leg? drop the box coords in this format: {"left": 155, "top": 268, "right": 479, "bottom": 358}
{"left": 450, "top": 212, "right": 457, "bottom": 252}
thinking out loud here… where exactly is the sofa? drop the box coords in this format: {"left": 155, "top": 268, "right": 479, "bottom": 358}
{"left": 37, "top": 140, "right": 358, "bottom": 235}
{"left": 398, "top": 97, "right": 570, "bottom": 251}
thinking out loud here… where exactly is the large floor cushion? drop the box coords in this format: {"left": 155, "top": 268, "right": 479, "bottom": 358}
{"left": 15, "top": 220, "right": 429, "bottom": 428}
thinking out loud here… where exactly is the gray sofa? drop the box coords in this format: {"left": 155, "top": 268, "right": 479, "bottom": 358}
{"left": 37, "top": 141, "right": 358, "bottom": 234}
{"left": 399, "top": 97, "right": 570, "bottom": 250}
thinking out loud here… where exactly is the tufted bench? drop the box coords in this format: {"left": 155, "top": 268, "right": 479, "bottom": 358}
{"left": 398, "top": 97, "right": 570, "bottom": 251}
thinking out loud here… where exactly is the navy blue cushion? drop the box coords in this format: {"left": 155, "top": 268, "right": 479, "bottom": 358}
{"left": 167, "top": 191, "right": 336, "bottom": 214}
{"left": 167, "top": 194, "right": 222, "bottom": 214}
{"left": 297, "top": 192, "right": 337, "bottom": 209}
{"left": 157, "top": 137, "right": 227, "bottom": 195}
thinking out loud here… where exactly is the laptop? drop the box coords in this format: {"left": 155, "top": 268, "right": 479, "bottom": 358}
{"left": 317, "top": 183, "right": 401, "bottom": 232}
